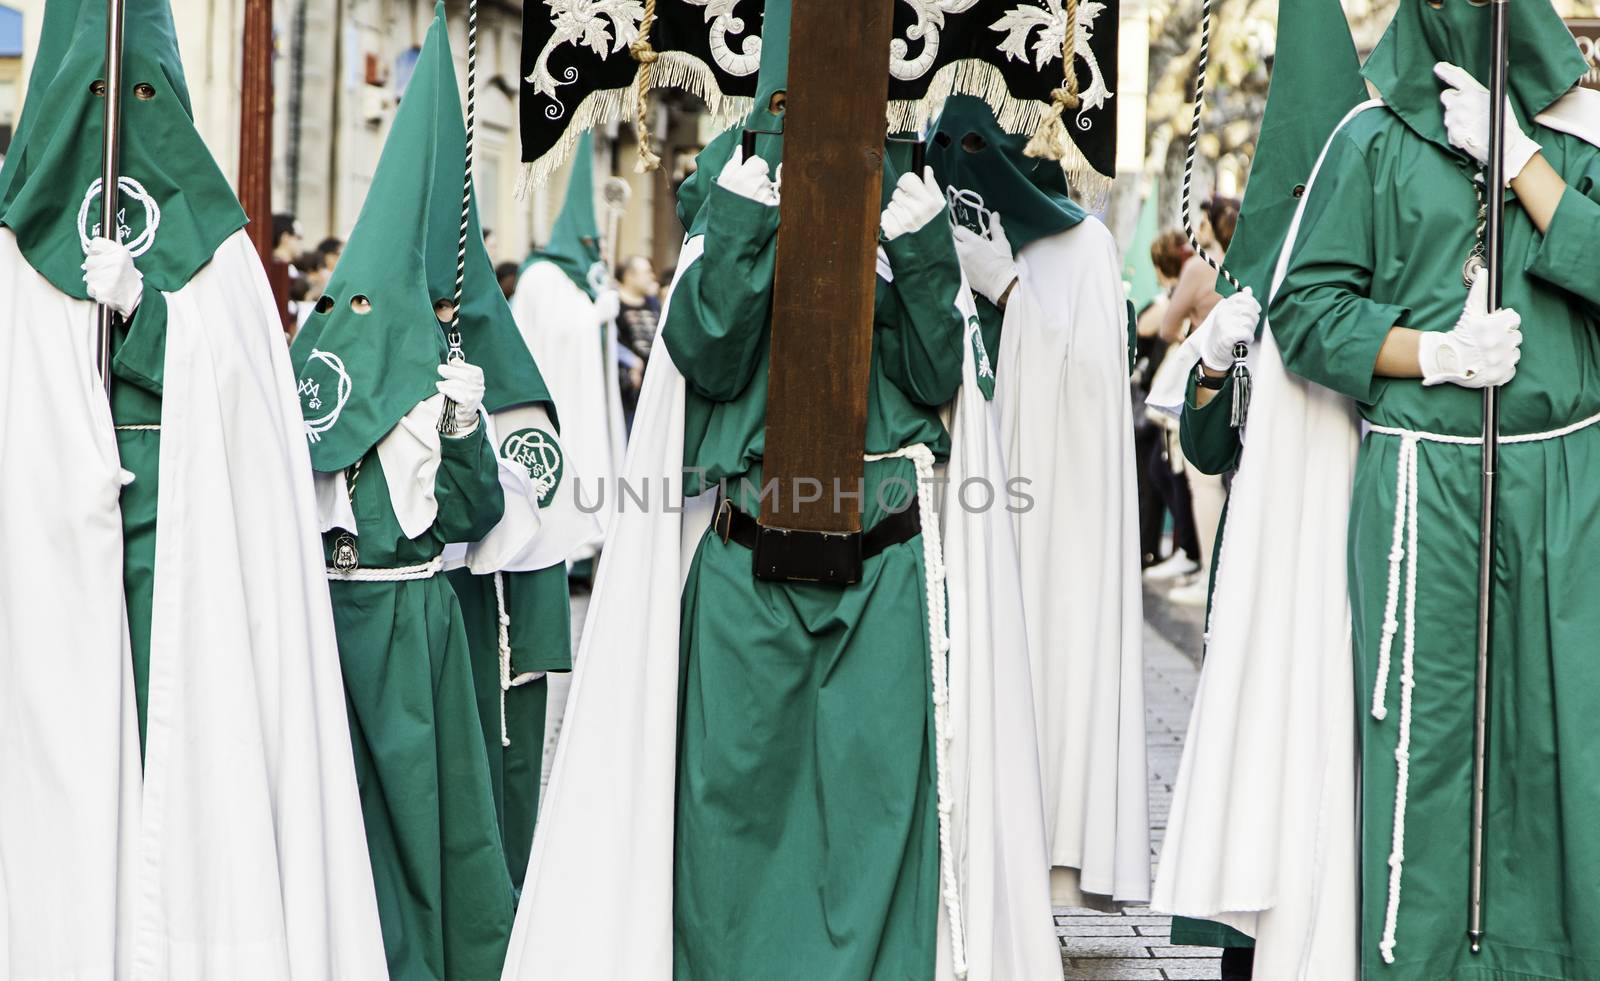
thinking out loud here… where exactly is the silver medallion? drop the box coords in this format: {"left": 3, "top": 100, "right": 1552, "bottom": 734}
{"left": 333, "top": 534, "right": 360, "bottom": 573}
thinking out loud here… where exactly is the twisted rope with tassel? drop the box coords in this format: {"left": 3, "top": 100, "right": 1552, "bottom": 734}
{"left": 439, "top": 0, "right": 479, "bottom": 436}
{"left": 1180, "top": 0, "right": 1251, "bottom": 427}
{"left": 1024, "top": 0, "right": 1080, "bottom": 160}
{"left": 629, "top": 0, "right": 662, "bottom": 172}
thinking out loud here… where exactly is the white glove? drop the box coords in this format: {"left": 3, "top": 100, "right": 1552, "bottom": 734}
{"left": 593, "top": 288, "right": 621, "bottom": 323}
{"left": 716, "top": 148, "right": 780, "bottom": 206}
{"left": 1435, "top": 62, "right": 1541, "bottom": 185}
{"left": 436, "top": 360, "right": 486, "bottom": 434}
{"left": 881, "top": 167, "right": 945, "bottom": 241}
{"left": 951, "top": 212, "right": 1017, "bottom": 307}
{"left": 82, "top": 237, "right": 143, "bottom": 316}
{"left": 1418, "top": 271, "right": 1522, "bottom": 388}
{"left": 1196, "top": 289, "right": 1261, "bottom": 371}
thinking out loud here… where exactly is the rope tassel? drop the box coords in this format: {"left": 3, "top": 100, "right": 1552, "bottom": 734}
{"left": 1024, "top": 0, "right": 1081, "bottom": 162}
{"left": 629, "top": 0, "right": 662, "bottom": 173}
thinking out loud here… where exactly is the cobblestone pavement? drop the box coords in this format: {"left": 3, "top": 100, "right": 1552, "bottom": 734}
{"left": 1054, "top": 591, "right": 1219, "bottom": 980}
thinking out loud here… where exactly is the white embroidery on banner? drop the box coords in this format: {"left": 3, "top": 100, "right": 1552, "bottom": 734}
{"left": 990, "top": 0, "right": 1113, "bottom": 129}
{"left": 685, "top": 0, "right": 762, "bottom": 76}
{"left": 528, "top": 1, "right": 647, "bottom": 120}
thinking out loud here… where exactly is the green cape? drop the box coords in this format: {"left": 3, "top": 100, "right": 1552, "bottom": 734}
{"left": 0, "top": 0, "right": 245, "bottom": 296}
{"left": 1221, "top": 0, "right": 1367, "bottom": 302}
{"left": 927, "top": 94, "right": 1086, "bottom": 253}
{"left": 1363, "top": 0, "right": 1585, "bottom": 154}
{"left": 533, "top": 131, "right": 605, "bottom": 298}
{"left": 291, "top": 4, "right": 463, "bottom": 473}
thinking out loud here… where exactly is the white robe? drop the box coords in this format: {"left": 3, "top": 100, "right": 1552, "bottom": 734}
{"left": 997, "top": 218, "right": 1152, "bottom": 908}
{"left": 1151, "top": 101, "right": 1384, "bottom": 980}
{"left": 0, "top": 228, "right": 388, "bottom": 980}
{"left": 501, "top": 239, "right": 1061, "bottom": 981}
{"left": 509, "top": 262, "right": 626, "bottom": 561}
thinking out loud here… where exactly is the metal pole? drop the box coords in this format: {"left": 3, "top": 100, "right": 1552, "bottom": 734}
{"left": 1470, "top": 0, "right": 1511, "bottom": 954}
{"left": 95, "top": 0, "right": 127, "bottom": 400}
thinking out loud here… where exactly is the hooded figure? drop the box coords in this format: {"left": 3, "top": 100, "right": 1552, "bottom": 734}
{"left": 501, "top": 1, "right": 1062, "bottom": 978}
{"left": 1143, "top": 0, "right": 1368, "bottom": 973}
{"left": 1156, "top": 0, "right": 1600, "bottom": 974}
{"left": 928, "top": 95, "right": 1152, "bottom": 912}
{"left": 0, "top": 0, "right": 386, "bottom": 975}
{"left": 288, "top": 7, "right": 534, "bottom": 977}
{"left": 509, "top": 132, "right": 625, "bottom": 569}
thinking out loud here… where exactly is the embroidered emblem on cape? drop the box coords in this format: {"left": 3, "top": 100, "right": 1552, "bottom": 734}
{"left": 332, "top": 533, "right": 360, "bottom": 572}
{"left": 299, "top": 349, "right": 354, "bottom": 443}
{"left": 968, "top": 315, "right": 996, "bottom": 399}
{"left": 77, "top": 177, "right": 161, "bottom": 257}
{"left": 587, "top": 259, "right": 611, "bottom": 296}
{"left": 946, "top": 185, "right": 994, "bottom": 236}
{"left": 502, "top": 428, "right": 564, "bottom": 507}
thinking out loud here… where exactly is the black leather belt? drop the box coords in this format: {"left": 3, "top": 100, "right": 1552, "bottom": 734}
{"left": 713, "top": 497, "right": 922, "bottom": 585}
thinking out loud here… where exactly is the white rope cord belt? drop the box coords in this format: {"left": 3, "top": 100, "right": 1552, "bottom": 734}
{"left": 863, "top": 443, "right": 966, "bottom": 977}
{"left": 1366, "top": 407, "right": 1600, "bottom": 964}
{"left": 114, "top": 424, "right": 160, "bottom": 431}
{"left": 325, "top": 555, "right": 445, "bottom": 582}
{"left": 493, "top": 570, "right": 543, "bottom": 749}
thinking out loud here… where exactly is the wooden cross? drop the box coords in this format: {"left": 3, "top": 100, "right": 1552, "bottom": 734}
{"left": 758, "top": 0, "right": 896, "bottom": 561}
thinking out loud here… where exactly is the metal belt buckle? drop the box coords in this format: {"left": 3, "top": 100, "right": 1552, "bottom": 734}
{"left": 753, "top": 526, "right": 864, "bottom": 586}
{"left": 715, "top": 498, "right": 735, "bottom": 544}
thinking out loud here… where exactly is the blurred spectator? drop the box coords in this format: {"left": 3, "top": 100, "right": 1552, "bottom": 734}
{"left": 317, "top": 237, "right": 344, "bottom": 274}
{"left": 496, "top": 261, "right": 520, "bottom": 300}
{"left": 1155, "top": 195, "right": 1240, "bottom": 606}
{"left": 1141, "top": 229, "right": 1203, "bottom": 582}
{"left": 614, "top": 254, "right": 661, "bottom": 426}
{"left": 272, "top": 213, "right": 302, "bottom": 272}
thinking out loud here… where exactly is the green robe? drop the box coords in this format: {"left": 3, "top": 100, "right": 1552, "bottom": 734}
{"left": 109, "top": 288, "right": 169, "bottom": 754}
{"left": 1270, "top": 106, "right": 1600, "bottom": 979}
{"left": 445, "top": 564, "right": 572, "bottom": 892}
{"left": 324, "top": 430, "right": 516, "bottom": 981}
{"left": 661, "top": 180, "right": 964, "bottom": 980}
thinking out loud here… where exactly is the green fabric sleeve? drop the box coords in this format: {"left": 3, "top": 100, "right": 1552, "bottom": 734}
{"left": 1524, "top": 177, "right": 1600, "bottom": 317}
{"left": 110, "top": 287, "right": 169, "bottom": 397}
{"left": 876, "top": 219, "right": 966, "bottom": 406}
{"left": 661, "top": 183, "right": 780, "bottom": 401}
{"left": 1179, "top": 371, "right": 1243, "bottom": 475}
{"left": 434, "top": 426, "right": 506, "bottom": 544}
{"left": 1267, "top": 132, "right": 1410, "bottom": 404}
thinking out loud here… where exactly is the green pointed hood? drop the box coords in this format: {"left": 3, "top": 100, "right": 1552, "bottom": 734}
{"left": 0, "top": 0, "right": 246, "bottom": 296}
{"left": 411, "top": 7, "right": 552, "bottom": 423}
{"left": 535, "top": 130, "right": 605, "bottom": 298}
{"left": 927, "top": 94, "right": 1086, "bottom": 254}
{"left": 1222, "top": 0, "right": 1367, "bottom": 300}
{"left": 1364, "top": 0, "right": 1584, "bottom": 155}
{"left": 290, "top": 4, "right": 459, "bottom": 473}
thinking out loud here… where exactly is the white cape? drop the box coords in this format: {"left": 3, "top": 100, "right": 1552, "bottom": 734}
{"left": 510, "top": 262, "right": 626, "bottom": 561}
{"left": 1000, "top": 218, "right": 1151, "bottom": 907}
{"left": 1152, "top": 101, "right": 1383, "bottom": 979}
{"left": 502, "top": 239, "right": 1060, "bottom": 980}
{"left": 0, "top": 228, "right": 387, "bottom": 980}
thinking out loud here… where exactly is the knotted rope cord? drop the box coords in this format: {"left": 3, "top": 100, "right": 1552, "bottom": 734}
{"left": 629, "top": 0, "right": 663, "bottom": 173}
{"left": 1179, "top": 0, "right": 1251, "bottom": 426}
{"left": 1023, "top": 0, "right": 1082, "bottom": 160}
{"left": 439, "top": 0, "right": 480, "bottom": 435}
{"left": 864, "top": 444, "right": 967, "bottom": 977}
